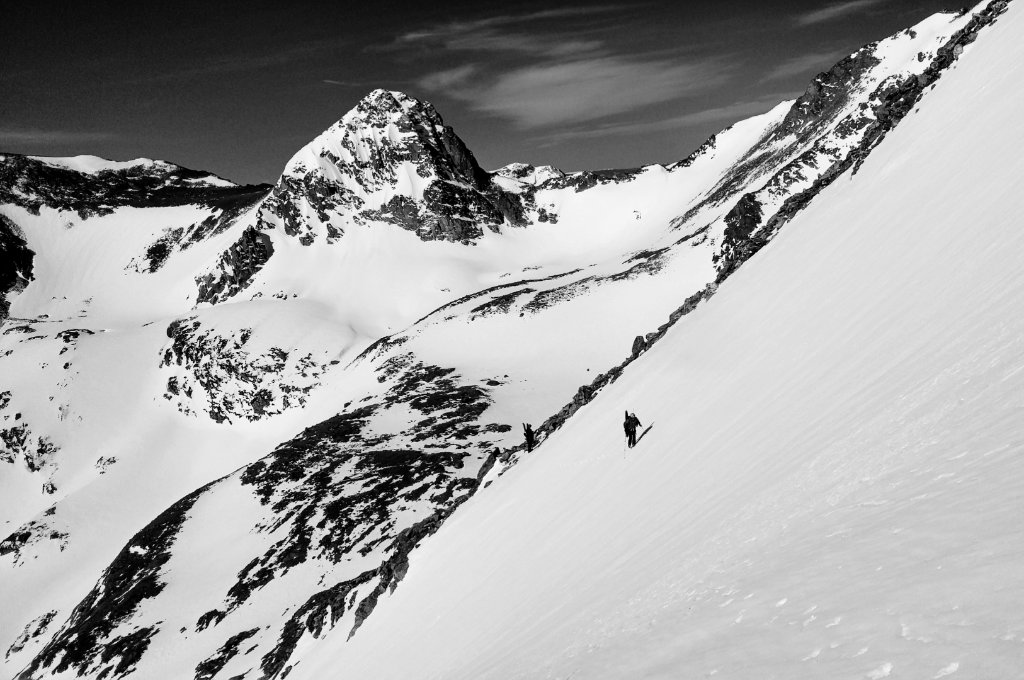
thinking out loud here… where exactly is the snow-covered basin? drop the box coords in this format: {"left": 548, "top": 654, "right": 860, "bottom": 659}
{"left": 298, "top": 5, "right": 1024, "bottom": 679}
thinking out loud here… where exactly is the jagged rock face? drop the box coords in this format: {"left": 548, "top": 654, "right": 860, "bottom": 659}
{"left": 707, "top": 3, "right": 1010, "bottom": 280}
{"left": 159, "top": 316, "right": 329, "bottom": 423}
{"left": 717, "top": 194, "right": 765, "bottom": 281}
{"left": 254, "top": 89, "right": 526, "bottom": 247}
{"left": 195, "top": 90, "right": 533, "bottom": 305}
{"left": 0, "top": 215, "right": 34, "bottom": 322}
{"left": 779, "top": 50, "right": 882, "bottom": 135}
{"left": 195, "top": 226, "right": 275, "bottom": 305}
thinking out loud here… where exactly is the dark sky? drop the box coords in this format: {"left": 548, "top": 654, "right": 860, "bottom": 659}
{"left": 2, "top": 0, "right": 960, "bottom": 184}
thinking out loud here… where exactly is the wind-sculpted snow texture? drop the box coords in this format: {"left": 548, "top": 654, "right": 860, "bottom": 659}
{"left": 1, "top": 3, "right": 1015, "bottom": 678}
{"left": 308, "top": 4, "right": 1024, "bottom": 677}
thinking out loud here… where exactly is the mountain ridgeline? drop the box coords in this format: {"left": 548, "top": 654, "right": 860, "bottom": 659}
{"left": 0, "top": 2, "right": 1013, "bottom": 679}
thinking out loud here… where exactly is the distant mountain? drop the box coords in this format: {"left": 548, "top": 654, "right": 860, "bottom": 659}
{"left": 0, "top": 2, "right": 1017, "bottom": 679}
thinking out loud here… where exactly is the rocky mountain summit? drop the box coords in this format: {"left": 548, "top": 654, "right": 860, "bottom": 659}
{"left": 0, "top": 2, "right": 1016, "bottom": 678}
{"left": 195, "top": 89, "right": 535, "bottom": 306}
{"left": 261, "top": 89, "right": 526, "bottom": 245}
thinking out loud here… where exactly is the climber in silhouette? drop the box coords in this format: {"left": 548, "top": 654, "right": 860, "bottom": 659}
{"left": 523, "top": 423, "right": 535, "bottom": 452}
{"left": 623, "top": 411, "right": 642, "bottom": 448}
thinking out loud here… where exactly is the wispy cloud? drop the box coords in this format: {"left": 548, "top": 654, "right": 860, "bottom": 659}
{"left": 445, "top": 33, "right": 602, "bottom": 58}
{"left": 425, "top": 57, "right": 730, "bottom": 128}
{"left": 138, "top": 39, "right": 346, "bottom": 83}
{"left": 0, "top": 128, "right": 119, "bottom": 146}
{"left": 392, "top": 6, "right": 625, "bottom": 51}
{"left": 322, "top": 79, "right": 365, "bottom": 87}
{"left": 795, "top": 0, "right": 884, "bottom": 26}
{"left": 406, "top": 6, "right": 730, "bottom": 129}
{"left": 385, "top": 8, "right": 616, "bottom": 62}
{"left": 761, "top": 50, "right": 842, "bottom": 82}
{"left": 419, "top": 65, "right": 480, "bottom": 91}
{"left": 539, "top": 95, "right": 789, "bottom": 145}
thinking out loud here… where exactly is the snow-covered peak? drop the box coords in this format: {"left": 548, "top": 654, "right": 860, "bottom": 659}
{"left": 25, "top": 155, "right": 166, "bottom": 174}
{"left": 350, "top": 88, "right": 436, "bottom": 124}
{"left": 282, "top": 88, "right": 481, "bottom": 189}
{"left": 249, "top": 89, "right": 523, "bottom": 249}
{"left": 492, "top": 162, "right": 565, "bottom": 188}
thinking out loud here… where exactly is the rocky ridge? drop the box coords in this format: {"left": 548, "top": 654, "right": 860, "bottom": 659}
{"left": 712, "top": 2, "right": 1010, "bottom": 279}
{"left": 0, "top": 4, "right": 1012, "bottom": 678}
{"left": 0, "top": 154, "right": 268, "bottom": 219}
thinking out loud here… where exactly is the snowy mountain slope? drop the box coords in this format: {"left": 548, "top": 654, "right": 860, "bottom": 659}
{"left": 302, "top": 2, "right": 1024, "bottom": 677}
{"left": 0, "top": 1, "right": 1016, "bottom": 678}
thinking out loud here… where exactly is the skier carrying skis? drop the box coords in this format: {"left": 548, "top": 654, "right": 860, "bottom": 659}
{"left": 623, "top": 411, "right": 642, "bottom": 448}
{"left": 523, "top": 423, "right": 535, "bottom": 452}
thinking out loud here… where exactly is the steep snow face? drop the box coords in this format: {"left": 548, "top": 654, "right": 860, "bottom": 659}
{"left": 685, "top": 6, "right": 990, "bottom": 280}
{"left": 0, "top": 152, "right": 270, "bottom": 324}
{"left": 1, "top": 2, "right": 1016, "bottom": 679}
{"left": 303, "top": 2, "right": 1024, "bottom": 678}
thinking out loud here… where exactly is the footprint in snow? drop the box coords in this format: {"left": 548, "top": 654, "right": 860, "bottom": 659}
{"left": 933, "top": 662, "right": 959, "bottom": 678}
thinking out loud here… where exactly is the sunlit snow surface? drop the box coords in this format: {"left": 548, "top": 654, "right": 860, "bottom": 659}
{"left": 0, "top": 2, "right": 1020, "bottom": 679}
{"left": 298, "top": 4, "right": 1024, "bottom": 679}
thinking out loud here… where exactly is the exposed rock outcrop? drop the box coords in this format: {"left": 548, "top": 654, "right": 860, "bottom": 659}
{"left": 18, "top": 486, "right": 209, "bottom": 679}
{"left": 713, "top": 0, "right": 1010, "bottom": 281}
{"left": 160, "top": 317, "right": 327, "bottom": 422}
{"left": 195, "top": 227, "right": 275, "bottom": 305}
{"left": 254, "top": 89, "right": 527, "bottom": 248}
{"left": 0, "top": 154, "right": 269, "bottom": 219}
{"left": 0, "top": 214, "right": 34, "bottom": 322}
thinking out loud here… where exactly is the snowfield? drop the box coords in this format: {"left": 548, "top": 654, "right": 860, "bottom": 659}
{"left": 0, "top": 1, "right": 1021, "bottom": 678}
{"left": 297, "top": 3, "right": 1024, "bottom": 678}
